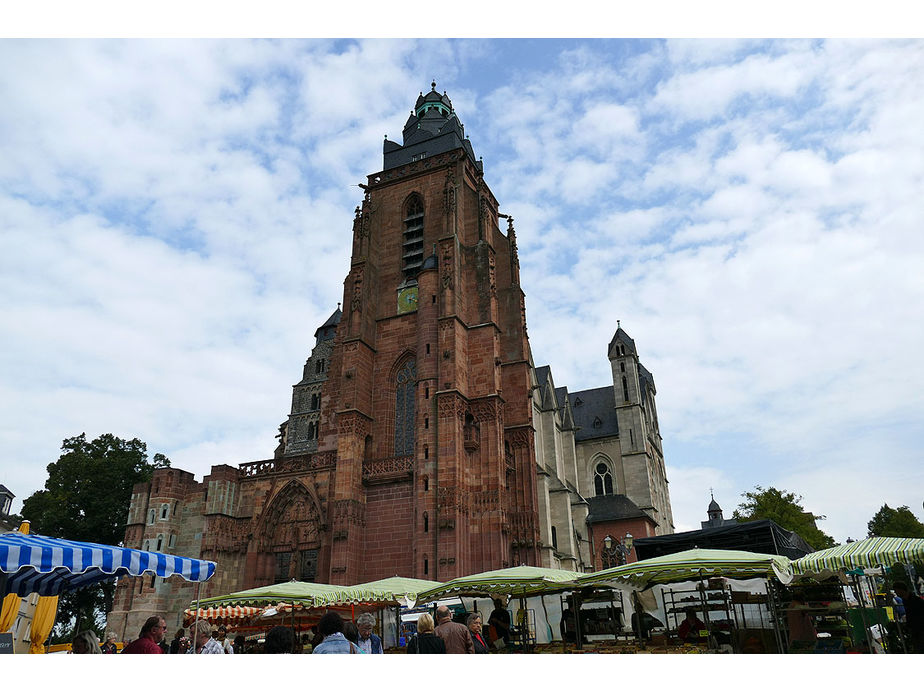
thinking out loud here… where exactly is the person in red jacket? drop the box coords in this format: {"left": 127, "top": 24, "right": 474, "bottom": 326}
{"left": 121, "top": 616, "right": 166, "bottom": 654}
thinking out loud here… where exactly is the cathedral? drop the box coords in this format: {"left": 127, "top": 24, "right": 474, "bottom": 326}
{"left": 108, "top": 84, "right": 674, "bottom": 637}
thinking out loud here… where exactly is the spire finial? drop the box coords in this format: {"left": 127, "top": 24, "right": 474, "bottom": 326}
{"left": 617, "top": 319, "right": 621, "bottom": 329}
{"left": 337, "top": 302, "right": 341, "bottom": 310}
{"left": 431, "top": 80, "right": 436, "bottom": 90}
{"left": 710, "top": 487, "right": 714, "bottom": 501}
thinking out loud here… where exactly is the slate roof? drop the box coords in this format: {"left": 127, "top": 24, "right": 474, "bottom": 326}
{"left": 568, "top": 386, "right": 619, "bottom": 441}
{"left": 608, "top": 326, "right": 636, "bottom": 357}
{"left": 382, "top": 85, "right": 480, "bottom": 173}
{"left": 586, "top": 494, "right": 652, "bottom": 524}
{"left": 314, "top": 307, "right": 342, "bottom": 343}
{"left": 638, "top": 362, "right": 656, "bottom": 393}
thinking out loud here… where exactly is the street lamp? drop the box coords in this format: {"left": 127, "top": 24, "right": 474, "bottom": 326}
{"left": 601, "top": 533, "right": 634, "bottom": 568}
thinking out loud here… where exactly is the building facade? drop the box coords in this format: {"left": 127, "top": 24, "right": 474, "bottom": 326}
{"left": 109, "top": 85, "right": 674, "bottom": 637}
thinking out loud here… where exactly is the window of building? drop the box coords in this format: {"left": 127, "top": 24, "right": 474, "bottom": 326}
{"left": 299, "top": 549, "right": 318, "bottom": 581}
{"left": 423, "top": 512, "right": 429, "bottom": 533}
{"left": 155, "top": 534, "right": 164, "bottom": 551}
{"left": 168, "top": 534, "right": 176, "bottom": 549}
{"left": 394, "top": 359, "right": 417, "bottom": 456}
{"left": 402, "top": 196, "right": 424, "bottom": 276}
{"left": 148, "top": 509, "right": 156, "bottom": 525}
{"left": 620, "top": 362, "right": 625, "bottom": 373}
{"left": 551, "top": 526, "right": 558, "bottom": 550}
{"left": 622, "top": 376, "right": 629, "bottom": 402}
{"left": 594, "top": 461, "right": 614, "bottom": 496}
{"left": 275, "top": 552, "right": 292, "bottom": 582}
{"left": 160, "top": 504, "right": 169, "bottom": 520}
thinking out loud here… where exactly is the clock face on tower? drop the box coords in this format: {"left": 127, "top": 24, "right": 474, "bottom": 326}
{"left": 396, "top": 285, "right": 419, "bottom": 314}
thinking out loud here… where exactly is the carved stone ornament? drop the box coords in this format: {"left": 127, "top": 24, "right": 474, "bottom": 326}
{"left": 471, "top": 399, "right": 498, "bottom": 422}
{"left": 443, "top": 169, "right": 456, "bottom": 215}
{"left": 350, "top": 279, "right": 362, "bottom": 313}
{"left": 488, "top": 253, "right": 497, "bottom": 297}
{"left": 337, "top": 412, "right": 371, "bottom": 437}
{"left": 508, "top": 428, "right": 533, "bottom": 450}
{"left": 440, "top": 241, "right": 454, "bottom": 290}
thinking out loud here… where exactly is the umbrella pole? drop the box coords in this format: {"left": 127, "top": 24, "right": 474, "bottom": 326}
{"left": 192, "top": 579, "right": 202, "bottom": 653}
{"left": 574, "top": 591, "right": 584, "bottom": 651}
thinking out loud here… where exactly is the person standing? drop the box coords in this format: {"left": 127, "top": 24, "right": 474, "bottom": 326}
{"left": 121, "top": 616, "right": 167, "bottom": 654}
{"left": 893, "top": 582, "right": 924, "bottom": 653}
{"left": 467, "top": 614, "right": 489, "bottom": 654}
{"left": 264, "top": 626, "right": 295, "bottom": 654}
{"left": 168, "top": 629, "right": 186, "bottom": 654}
{"left": 406, "top": 613, "right": 445, "bottom": 654}
{"left": 312, "top": 612, "right": 364, "bottom": 654}
{"left": 100, "top": 632, "right": 119, "bottom": 654}
{"left": 216, "top": 625, "right": 234, "bottom": 654}
{"left": 188, "top": 620, "right": 225, "bottom": 654}
{"left": 356, "top": 613, "right": 383, "bottom": 654}
{"left": 488, "top": 599, "right": 511, "bottom": 646}
{"left": 71, "top": 631, "right": 102, "bottom": 654}
{"left": 434, "top": 606, "right": 474, "bottom": 654}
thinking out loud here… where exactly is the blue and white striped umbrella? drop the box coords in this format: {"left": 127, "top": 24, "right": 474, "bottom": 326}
{"left": 0, "top": 531, "right": 216, "bottom": 597}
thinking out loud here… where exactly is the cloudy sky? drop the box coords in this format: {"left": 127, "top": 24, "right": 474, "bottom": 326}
{"left": 2, "top": 36, "right": 923, "bottom": 544}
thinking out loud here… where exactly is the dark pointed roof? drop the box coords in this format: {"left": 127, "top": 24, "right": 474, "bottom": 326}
{"left": 314, "top": 307, "right": 342, "bottom": 343}
{"left": 708, "top": 498, "right": 722, "bottom": 512}
{"left": 608, "top": 324, "right": 637, "bottom": 358}
{"left": 414, "top": 82, "right": 454, "bottom": 115}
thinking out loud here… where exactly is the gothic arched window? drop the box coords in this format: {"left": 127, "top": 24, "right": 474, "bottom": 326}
{"left": 394, "top": 359, "right": 416, "bottom": 455}
{"left": 403, "top": 196, "right": 424, "bottom": 276}
{"left": 594, "top": 461, "right": 614, "bottom": 496}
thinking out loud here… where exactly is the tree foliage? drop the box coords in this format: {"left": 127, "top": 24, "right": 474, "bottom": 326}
{"left": 867, "top": 504, "right": 924, "bottom": 538}
{"left": 19, "top": 433, "right": 169, "bottom": 640}
{"left": 732, "top": 485, "right": 836, "bottom": 550}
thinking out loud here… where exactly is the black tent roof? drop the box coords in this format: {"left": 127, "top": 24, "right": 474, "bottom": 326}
{"left": 633, "top": 518, "right": 815, "bottom": 560}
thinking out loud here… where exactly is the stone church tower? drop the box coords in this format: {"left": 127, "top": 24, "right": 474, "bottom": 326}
{"left": 109, "top": 85, "right": 673, "bottom": 638}
{"left": 301, "top": 82, "right": 541, "bottom": 582}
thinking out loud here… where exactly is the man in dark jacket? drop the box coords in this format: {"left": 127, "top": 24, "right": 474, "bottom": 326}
{"left": 356, "top": 612, "right": 384, "bottom": 653}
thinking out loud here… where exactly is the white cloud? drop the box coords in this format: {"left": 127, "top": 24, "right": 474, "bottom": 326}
{"left": 2, "top": 38, "right": 922, "bottom": 545}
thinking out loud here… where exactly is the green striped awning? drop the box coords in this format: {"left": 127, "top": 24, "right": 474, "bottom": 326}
{"left": 313, "top": 576, "right": 442, "bottom": 608}
{"left": 576, "top": 548, "right": 794, "bottom": 590}
{"left": 196, "top": 579, "right": 342, "bottom": 608}
{"left": 793, "top": 537, "right": 924, "bottom": 574}
{"left": 414, "top": 565, "right": 585, "bottom": 603}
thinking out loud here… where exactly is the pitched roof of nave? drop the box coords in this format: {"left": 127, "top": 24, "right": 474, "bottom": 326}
{"left": 565, "top": 385, "right": 620, "bottom": 442}
{"left": 586, "top": 494, "right": 653, "bottom": 524}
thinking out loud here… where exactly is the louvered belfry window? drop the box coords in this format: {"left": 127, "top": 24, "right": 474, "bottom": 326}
{"left": 403, "top": 196, "right": 424, "bottom": 276}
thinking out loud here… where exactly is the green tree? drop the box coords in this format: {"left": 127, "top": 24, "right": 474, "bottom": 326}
{"left": 732, "top": 485, "right": 836, "bottom": 550}
{"left": 867, "top": 504, "right": 924, "bottom": 538}
{"left": 20, "top": 433, "right": 169, "bottom": 641}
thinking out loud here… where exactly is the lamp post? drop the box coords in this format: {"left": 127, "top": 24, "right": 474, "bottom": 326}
{"left": 601, "top": 533, "right": 634, "bottom": 568}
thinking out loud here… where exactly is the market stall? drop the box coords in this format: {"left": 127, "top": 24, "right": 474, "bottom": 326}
{"left": 575, "top": 548, "right": 795, "bottom": 653}
{"left": 414, "top": 565, "right": 585, "bottom": 650}
{"left": 791, "top": 537, "right": 924, "bottom": 653}
{"left": 1, "top": 523, "right": 216, "bottom": 653}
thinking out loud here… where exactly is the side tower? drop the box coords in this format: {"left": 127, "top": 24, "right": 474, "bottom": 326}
{"left": 316, "top": 84, "right": 540, "bottom": 582}
{"left": 608, "top": 324, "right": 673, "bottom": 532}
